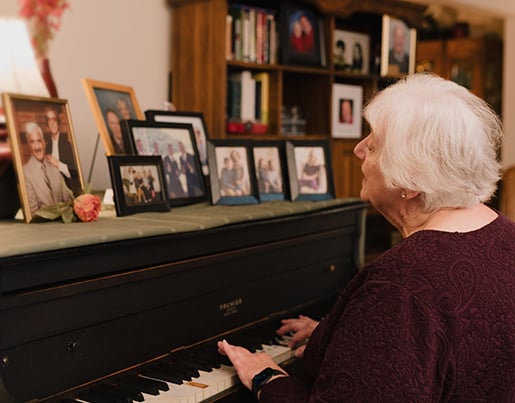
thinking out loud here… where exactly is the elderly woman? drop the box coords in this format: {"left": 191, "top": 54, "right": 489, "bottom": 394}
{"left": 218, "top": 74, "right": 515, "bottom": 402}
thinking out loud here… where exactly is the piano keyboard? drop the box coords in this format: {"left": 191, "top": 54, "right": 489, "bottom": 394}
{"left": 62, "top": 328, "right": 295, "bottom": 403}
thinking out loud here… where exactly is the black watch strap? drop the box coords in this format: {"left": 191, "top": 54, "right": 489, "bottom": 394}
{"left": 251, "top": 367, "right": 286, "bottom": 397}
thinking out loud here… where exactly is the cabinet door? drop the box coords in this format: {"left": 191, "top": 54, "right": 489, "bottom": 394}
{"left": 446, "top": 38, "right": 485, "bottom": 99}
{"left": 415, "top": 40, "right": 445, "bottom": 76}
{"left": 331, "top": 140, "right": 362, "bottom": 198}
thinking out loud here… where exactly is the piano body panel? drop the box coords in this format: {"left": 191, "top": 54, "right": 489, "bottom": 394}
{"left": 0, "top": 201, "right": 367, "bottom": 402}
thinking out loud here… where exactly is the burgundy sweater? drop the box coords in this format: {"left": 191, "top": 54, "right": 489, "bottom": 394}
{"left": 261, "top": 213, "right": 515, "bottom": 402}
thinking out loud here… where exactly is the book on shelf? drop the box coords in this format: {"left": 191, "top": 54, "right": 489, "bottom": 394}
{"left": 252, "top": 72, "right": 269, "bottom": 124}
{"left": 227, "top": 70, "right": 255, "bottom": 122}
{"left": 226, "top": 4, "right": 277, "bottom": 64}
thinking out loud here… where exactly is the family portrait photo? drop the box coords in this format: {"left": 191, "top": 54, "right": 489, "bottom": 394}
{"left": 145, "top": 110, "right": 209, "bottom": 176}
{"left": 107, "top": 155, "right": 169, "bottom": 216}
{"left": 125, "top": 121, "right": 206, "bottom": 206}
{"left": 252, "top": 144, "right": 286, "bottom": 201}
{"left": 2, "top": 93, "right": 84, "bottom": 223}
{"left": 333, "top": 30, "right": 370, "bottom": 74}
{"left": 281, "top": 2, "right": 323, "bottom": 66}
{"left": 82, "top": 78, "right": 143, "bottom": 155}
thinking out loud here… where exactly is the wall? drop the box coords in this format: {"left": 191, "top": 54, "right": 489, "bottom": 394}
{"left": 1, "top": 0, "right": 515, "bottom": 190}
{"left": 0, "top": 0, "right": 171, "bottom": 189}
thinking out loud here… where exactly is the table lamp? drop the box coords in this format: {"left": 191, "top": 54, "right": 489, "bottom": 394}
{"left": 0, "top": 18, "right": 49, "bottom": 218}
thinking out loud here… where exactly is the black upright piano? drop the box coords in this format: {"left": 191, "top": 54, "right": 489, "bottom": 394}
{"left": 0, "top": 199, "right": 367, "bottom": 403}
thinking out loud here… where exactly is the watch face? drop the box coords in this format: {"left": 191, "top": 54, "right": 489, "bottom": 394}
{"left": 252, "top": 367, "right": 283, "bottom": 395}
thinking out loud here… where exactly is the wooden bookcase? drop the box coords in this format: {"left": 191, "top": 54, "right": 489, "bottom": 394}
{"left": 167, "top": 0, "right": 426, "bottom": 200}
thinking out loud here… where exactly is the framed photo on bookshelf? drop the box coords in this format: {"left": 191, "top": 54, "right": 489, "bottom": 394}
{"left": 122, "top": 119, "right": 207, "bottom": 206}
{"left": 107, "top": 155, "right": 169, "bottom": 216}
{"left": 252, "top": 140, "right": 289, "bottom": 202}
{"left": 2, "top": 93, "right": 85, "bottom": 223}
{"left": 280, "top": 1, "right": 324, "bottom": 66}
{"left": 82, "top": 78, "right": 143, "bottom": 155}
{"left": 207, "top": 140, "right": 259, "bottom": 205}
{"left": 380, "top": 15, "right": 417, "bottom": 76}
{"left": 331, "top": 83, "right": 363, "bottom": 139}
{"left": 286, "top": 140, "right": 334, "bottom": 201}
{"left": 145, "top": 110, "right": 209, "bottom": 176}
{"left": 333, "top": 30, "right": 370, "bottom": 74}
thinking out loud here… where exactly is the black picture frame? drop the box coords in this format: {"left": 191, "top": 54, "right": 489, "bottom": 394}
{"left": 286, "top": 140, "right": 335, "bottom": 201}
{"left": 107, "top": 155, "right": 170, "bottom": 217}
{"left": 280, "top": 1, "right": 324, "bottom": 66}
{"left": 251, "top": 140, "right": 289, "bottom": 202}
{"left": 207, "top": 139, "right": 259, "bottom": 205}
{"left": 121, "top": 119, "right": 207, "bottom": 206}
{"left": 145, "top": 110, "right": 210, "bottom": 176}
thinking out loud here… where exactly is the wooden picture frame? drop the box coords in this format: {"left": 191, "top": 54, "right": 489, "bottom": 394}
{"left": 145, "top": 110, "right": 209, "bottom": 176}
{"left": 122, "top": 119, "right": 207, "bottom": 206}
{"left": 280, "top": 1, "right": 324, "bottom": 66}
{"left": 331, "top": 83, "right": 363, "bottom": 139}
{"left": 2, "top": 93, "right": 84, "bottom": 223}
{"left": 333, "top": 29, "right": 370, "bottom": 74}
{"left": 82, "top": 78, "right": 143, "bottom": 155}
{"left": 286, "top": 140, "right": 335, "bottom": 201}
{"left": 252, "top": 140, "right": 289, "bottom": 202}
{"left": 380, "top": 15, "right": 417, "bottom": 77}
{"left": 207, "top": 139, "right": 259, "bottom": 205}
{"left": 107, "top": 155, "right": 169, "bottom": 216}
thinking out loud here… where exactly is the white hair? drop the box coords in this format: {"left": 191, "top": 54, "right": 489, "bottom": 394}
{"left": 25, "top": 122, "right": 43, "bottom": 139}
{"left": 363, "top": 74, "right": 502, "bottom": 212}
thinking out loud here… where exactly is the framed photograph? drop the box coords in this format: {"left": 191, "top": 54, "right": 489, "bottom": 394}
{"left": 145, "top": 110, "right": 209, "bottom": 176}
{"left": 207, "top": 140, "right": 259, "bottom": 205}
{"left": 280, "top": 1, "right": 323, "bottom": 66}
{"left": 333, "top": 30, "right": 370, "bottom": 74}
{"left": 252, "top": 140, "right": 289, "bottom": 202}
{"left": 2, "top": 93, "right": 84, "bottom": 223}
{"left": 380, "top": 15, "right": 417, "bottom": 76}
{"left": 122, "top": 120, "right": 207, "bottom": 206}
{"left": 286, "top": 140, "right": 334, "bottom": 201}
{"left": 331, "top": 83, "right": 363, "bottom": 139}
{"left": 107, "top": 155, "right": 169, "bottom": 216}
{"left": 82, "top": 78, "right": 144, "bottom": 155}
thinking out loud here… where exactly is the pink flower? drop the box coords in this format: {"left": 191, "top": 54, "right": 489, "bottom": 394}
{"left": 73, "top": 194, "right": 101, "bottom": 222}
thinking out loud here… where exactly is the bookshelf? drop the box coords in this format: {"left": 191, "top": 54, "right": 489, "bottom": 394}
{"left": 167, "top": 0, "right": 427, "bottom": 200}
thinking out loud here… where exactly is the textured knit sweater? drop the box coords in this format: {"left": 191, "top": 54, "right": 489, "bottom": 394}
{"left": 261, "top": 213, "right": 515, "bottom": 402}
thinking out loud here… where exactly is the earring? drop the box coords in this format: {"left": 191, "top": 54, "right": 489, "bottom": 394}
{"left": 401, "top": 193, "right": 407, "bottom": 199}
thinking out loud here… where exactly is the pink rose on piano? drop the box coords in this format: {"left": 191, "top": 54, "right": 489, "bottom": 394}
{"left": 73, "top": 193, "right": 101, "bottom": 222}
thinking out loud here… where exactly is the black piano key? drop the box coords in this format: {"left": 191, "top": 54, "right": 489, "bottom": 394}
{"left": 171, "top": 359, "right": 204, "bottom": 376}
{"left": 97, "top": 383, "right": 144, "bottom": 402}
{"left": 183, "top": 356, "right": 214, "bottom": 372}
{"left": 116, "top": 377, "right": 160, "bottom": 396}
{"left": 141, "top": 366, "right": 184, "bottom": 384}
{"left": 79, "top": 389, "right": 129, "bottom": 403}
{"left": 125, "top": 374, "right": 168, "bottom": 392}
{"left": 157, "top": 361, "right": 198, "bottom": 380}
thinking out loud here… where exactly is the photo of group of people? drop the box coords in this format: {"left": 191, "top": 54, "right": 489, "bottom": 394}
{"left": 208, "top": 139, "right": 334, "bottom": 205}
{"left": 129, "top": 123, "right": 204, "bottom": 204}
{"left": 120, "top": 164, "right": 162, "bottom": 205}
{"left": 253, "top": 146, "right": 283, "bottom": 196}
{"left": 333, "top": 30, "right": 370, "bottom": 74}
{"left": 216, "top": 147, "right": 251, "bottom": 197}
{"left": 2, "top": 94, "right": 84, "bottom": 222}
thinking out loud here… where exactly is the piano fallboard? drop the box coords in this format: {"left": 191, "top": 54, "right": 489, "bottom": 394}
{"left": 0, "top": 199, "right": 367, "bottom": 402}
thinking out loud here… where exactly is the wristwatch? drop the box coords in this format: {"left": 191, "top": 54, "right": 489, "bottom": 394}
{"left": 251, "top": 367, "right": 286, "bottom": 397}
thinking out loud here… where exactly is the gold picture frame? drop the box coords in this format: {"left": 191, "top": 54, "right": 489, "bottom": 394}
{"left": 82, "top": 78, "right": 143, "bottom": 155}
{"left": 2, "top": 93, "right": 85, "bottom": 223}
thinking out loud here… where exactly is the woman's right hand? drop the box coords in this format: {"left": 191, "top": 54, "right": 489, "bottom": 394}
{"left": 276, "top": 315, "right": 319, "bottom": 358}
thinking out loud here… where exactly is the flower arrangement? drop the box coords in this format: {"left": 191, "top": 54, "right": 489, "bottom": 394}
{"left": 18, "top": 0, "right": 70, "bottom": 59}
{"left": 35, "top": 183, "right": 102, "bottom": 223}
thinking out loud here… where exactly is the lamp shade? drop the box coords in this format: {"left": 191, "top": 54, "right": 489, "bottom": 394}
{"left": 0, "top": 18, "right": 49, "bottom": 110}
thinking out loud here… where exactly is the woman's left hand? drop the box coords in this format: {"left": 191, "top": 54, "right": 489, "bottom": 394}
{"left": 217, "top": 339, "right": 287, "bottom": 390}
